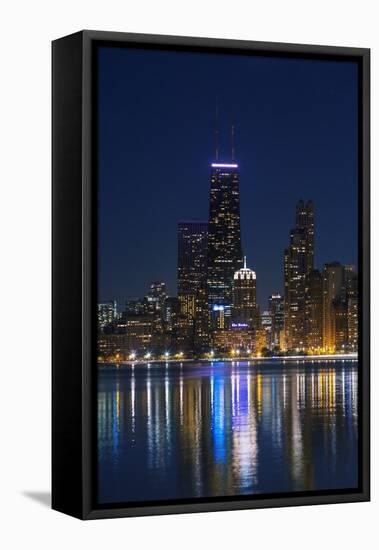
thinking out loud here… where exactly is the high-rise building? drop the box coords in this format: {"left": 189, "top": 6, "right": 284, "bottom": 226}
{"left": 97, "top": 301, "right": 117, "bottom": 332}
{"left": 334, "top": 300, "right": 348, "bottom": 351}
{"left": 145, "top": 281, "right": 167, "bottom": 315}
{"left": 284, "top": 200, "right": 314, "bottom": 351}
{"left": 162, "top": 296, "right": 180, "bottom": 333}
{"left": 322, "top": 262, "right": 346, "bottom": 352}
{"left": 177, "top": 221, "right": 209, "bottom": 352}
{"left": 177, "top": 221, "right": 208, "bottom": 317}
{"left": 317, "top": 263, "right": 358, "bottom": 354}
{"left": 125, "top": 298, "right": 145, "bottom": 316}
{"left": 304, "top": 270, "right": 323, "bottom": 351}
{"left": 98, "top": 314, "right": 158, "bottom": 359}
{"left": 232, "top": 256, "right": 259, "bottom": 329}
{"left": 261, "top": 310, "right": 272, "bottom": 349}
{"left": 172, "top": 313, "right": 194, "bottom": 353}
{"left": 269, "top": 293, "right": 284, "bottom": 349}
{"left": 207, "top": 162, "right": 243, "bottom": 327}
{"left": 345, "top": 266, "right": 358, "bottom": 352}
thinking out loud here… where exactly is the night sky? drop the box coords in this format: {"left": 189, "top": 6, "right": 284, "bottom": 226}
{"left": 97, "top": 45, "right": 358, "bottom": 310}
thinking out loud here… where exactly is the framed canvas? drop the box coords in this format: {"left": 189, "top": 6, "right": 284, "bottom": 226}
{"left": 52, "top": 30, "right": 370, "bottom": 519}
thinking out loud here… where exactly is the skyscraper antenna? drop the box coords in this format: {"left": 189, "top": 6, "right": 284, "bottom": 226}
{"left": 231, "top": 124, "right": 235, "bottom": 161}
{"left": 215, "top": 100, "right": 219, "bottom": 161}
{"left": 244, "top": 255, "right": 246, "bottom": 269}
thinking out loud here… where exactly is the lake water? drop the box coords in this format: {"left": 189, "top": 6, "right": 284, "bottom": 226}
{"left": 97, "top": 359, "right": 358, "bottom": 504}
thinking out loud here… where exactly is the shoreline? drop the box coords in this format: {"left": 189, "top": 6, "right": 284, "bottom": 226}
{"left": 98, "top": 353, "right": 358, "bottom": 368}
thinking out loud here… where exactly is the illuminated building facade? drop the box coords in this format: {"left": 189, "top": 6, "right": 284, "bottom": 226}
{"left": 212, "top": 327, "right": 255, "bottom": 354}
{"left": 334, "top": 300, "right": 348, "bottom": 351}
{"left": 172, "top": 313, "right": 194, "bottom": 353}
{"left": 177, "top": 221, "right": 208, "bottom": 317}
{"left": 97, "top": 301, "right": 117, "bottom": 332}
{"left": 232, "top": 256, "right": 259, "bottom": 329}
{"left": 255, "top": 327, "right": 268, "bottom": 355}
{"left": 346, "top": 266, "right": 358, "bottom": 352}
{"left": 304, "top": 270, "right": 323, "bottom": 351}
{"left": 261, "top": 310, "right": 272, "bottom": 349}
{"left": 125, "top": 298, "right": 145, "bottom": 316}
{"left": 269, "top": 293, "right": 284, "bottom": 349}
{"left": 177, "top": 221, "right": 209, "bottom": 352}
{"left": 162, "top": 296, "right": 180, "bottom": 333}
{"left": 207, "top": 162, "right": 243, "bottom": 328}
{"left": 145, "top": 281, "right": 167, "bottom": 316}
{"left": 322, "top": 262, "right": 346, "bottom": 352}
{"left": 322, "top": 263, "right": 358, "bottom": 353}
{"left": 284, "top": 200, "right": 314, "bottom": 351}
{"left": 98, "top": 315, "right": 157, "bottom": 359}
{"left": 98, "top": 177, "right": 358, "bottom": 359}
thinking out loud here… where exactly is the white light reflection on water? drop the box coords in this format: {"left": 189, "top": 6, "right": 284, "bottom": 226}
{"left": 97, "top": 360, "right": 359, "bottom": 504}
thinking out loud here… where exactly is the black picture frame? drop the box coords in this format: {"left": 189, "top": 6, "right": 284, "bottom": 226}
{"left": 52, "top": 30, "right": 370, "bottom": 520}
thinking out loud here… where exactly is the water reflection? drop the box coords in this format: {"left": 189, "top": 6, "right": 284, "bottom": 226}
{"left": 97, "top": 360, "right": 358, "bottom": 504}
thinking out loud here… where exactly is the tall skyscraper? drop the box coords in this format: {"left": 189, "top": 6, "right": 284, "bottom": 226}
{"left": 261, "top": 310, "right": 272, "bottom": 348}
{"left": 284, "top": 200, "right": 314, "bottom": 351}
{"left": 322, "top": 262, "right": 346, "bottom": 352}
{"left": 232, "top": 256, "right": 259, "bottom": 329}
{"left": 269, "top": 293, "right": 284, "bottom": 349}
{"left": 322, "top": 263, "right": 358, "bottom": 353}
{"left": 177, "top": 221, "right": 209, "bottom": 352}
{"left": 207, "top": 162, "right": 243, "bottom": 328}
{"left": 304, "top": 270, "right": 323, "bottom": 351}
{"left": 177, "top": 221, "right": 208, "bottom": 318}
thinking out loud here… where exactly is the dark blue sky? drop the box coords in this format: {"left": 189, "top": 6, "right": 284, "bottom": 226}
{"left": 97, "top": 45, "right": 358, "bottom": 310}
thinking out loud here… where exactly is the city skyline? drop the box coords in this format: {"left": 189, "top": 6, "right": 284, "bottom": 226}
{"left": 98, "top": 153, "right": 358, "bottom": 311}
{"left": 98, "top": 182, "right": 358, "bottom": 358}
{"left": 93, "top": 39, "right": 362, "bottom": 511}
{"left": 97, "top": 47, "right": 358, "bottom": 310}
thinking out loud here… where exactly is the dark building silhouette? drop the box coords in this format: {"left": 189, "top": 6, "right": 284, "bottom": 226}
{"left": 177, "top": 221, "right": 209, "bottom": 352}
{"left": 145, "top": 281, "right": 167, "bottom": 317}
{"left": 345, "top": 266, "right": 358, "bottom": 352}
{"left": 269, "top": 293, "right": 284, "bottom": 349}
{"left": 322, "top": 263, "right": 358, "bottom": 353}
{"left": 322, "top": 262, "right": 346, "bottom": 352}
{"left": 125, "top": 298, "right": 145, "bottom": 316}
{"left": 207, "top": 162, "right": 243, "bottom": 328}
{"left": 177, "top": 221, "right": 208, "bottom": 317}
{"left": 305, "top": 270, "right": 323, "bottom": 351}
{"left": 284, "top": 200, "right": 314, "bottom": 351}
{"left": 162, "top": 296, "right": 180, "bottom": 333}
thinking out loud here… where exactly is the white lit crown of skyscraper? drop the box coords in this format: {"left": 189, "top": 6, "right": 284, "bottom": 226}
{"left": 233, "top": 256, "right": 256, "bottom": 280}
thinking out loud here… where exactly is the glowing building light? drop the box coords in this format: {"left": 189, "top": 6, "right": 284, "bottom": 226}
{"left": 129, "top": 352, "right": 136, "bottom": 360}
{"left": 211, "top": 163, "right": 238, "bottom": 168}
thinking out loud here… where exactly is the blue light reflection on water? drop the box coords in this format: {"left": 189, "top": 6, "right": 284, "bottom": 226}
{"left": 97, "top": 360, "right": 358, "bottom": 504}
